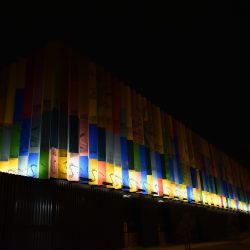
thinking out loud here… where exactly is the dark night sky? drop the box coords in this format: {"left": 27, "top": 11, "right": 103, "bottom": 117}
{"left": 0, "top": 2, "right": 249, "bottom": 166}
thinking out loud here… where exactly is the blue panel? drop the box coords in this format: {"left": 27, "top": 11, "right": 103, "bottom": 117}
{"left": 173, "top": 138, "right": 179, "bottom": 158}
{"left": 222, "top": 180, "right": 228, "bottom": 197}
{"left": 145, "top": 147, "right": 151, "bottom": 175}
{"left": 89, "top": 124, "right": 98, "bottom": 159}
{"left": 19, "top": 119, "right": 31, "bottom": 156}
{"left": 187, "top": 186, "right": 194, "bottom": 202}
{"left": 242, "top": 190, "right": 247, "bottom": 203}
{"left": 190, "top": 167, "right": 198, "bottom": 188}
{"left": 139, "top": 145, "right": 147, "bottom": 194}
{"left": 121, "top": 137, "right": 129, "bottom": 188}
{"left": 209, "top": 175, "right": 214, "bottom": 193}
{"left": 228, "top": 184, "right": 233, "bottom": 199}
{"left": 203, "top": 170, "right": 209, "bottom": 192}
{"left": 169, "top": 158, "right": 175, "bottom": 182}
{"left": 218, "top": 162, "right": 223, "bottom": 179}
{"left": 27, "top": 153, "right": 39, "bottom": 177}
{"left": 176, "top": 160, "right": 182, "bottom": 184}
{"left": 79, "top": 156, "right": 88, "bottom": 179}
{"left": 173, "top": 139, "right": 182, "bottom": 184}
{"left": 155, "top": 152, "right": 162, "bottom": 179}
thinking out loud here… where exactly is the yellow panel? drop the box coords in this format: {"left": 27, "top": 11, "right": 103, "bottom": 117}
{"left": 231, "top": 199, "right": 236, "bottom": 210}
{"left": 196, "top": 169, "right": 202, "bottom": 190}
{"left": 218, "top": 196, "right": 223, "bottom": 208}
{"left": 238, "top": 201, "right": 242, "bottom": 211}
{"left": 163, "top": 179, "right": 171, "bottom": 197}
{"left": 8, "top": 158, "right": 18, "bottom": 174}
{"left": 147, "top": 175, "right": 153, "bottom": 194}
{"left": 0, "top": 161, "right": 9, "bottom": 173}
{"left": 212, "top": 194, "right": 218, "bottom": 207}
{"left": 206, "top": 192, "right": 212, "bottom": 206}
{"left": 222, "top": 196, "right": 227, "bottom": 209}
{"left": 114, "top": 166, "right": 122, "bottom": 189}
{"left": 129, "top": 169, "right": 137, "bottom": 192}
{"left": 58, "top": 149, "right": 67, "bottom": 179}
{"left": 106, "top": 162, "right": 114, "bottom": 188}
{"left": 193, "top": 188, "right": 200, "bottom": 204}
{"left": 243, "top": 202, "right": 247, "bottom": 212}
{"left": 0, "top": 159, "right": 18, "bottom": 174}
{"left": 89, "top": 158, "right": 98, "bottom": 185}
{"left": 202, "top": 191, "right": 208, "bottom": 205}
{"left": 170, "top": 182, "right": 177, "bottom": 199}
{"left": 179, "top": 184, "right": 188, "bottom": 201}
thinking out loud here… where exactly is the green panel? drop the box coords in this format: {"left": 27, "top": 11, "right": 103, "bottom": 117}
{"left": 134, "top": 143, "right": 141, "bottom": 172}
{"left": 200, "top": 190, "right": 203, "bottom": 203}
{"left": 180, "top": 163, "right": 185, "bottom": 185}
{"left": 164, "top": 155, "right": 171, "bottom": 180}
{"left": 39, "top": 150, "right": 49, "bottom": 179}
{"left": 9, "top": 123, "right": 21, "bottom": 158}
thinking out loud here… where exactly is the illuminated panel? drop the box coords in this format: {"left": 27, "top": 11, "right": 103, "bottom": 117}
{"left": 68, "top": 153, "right": 79, "bottom": 181}
{"left": 105, "top": 73, "right": 114, "bottom": 187}
{"left": 0, "top": 45, "right": 249, "bottom": 214}
{"left": 79, "top": 59, "right": 89, "bottom": 181}
{"left": 179, "top": 184, "right": 188, "bottom": 201}
{"left": 88, "top": 62, "right": 98, "bottom": 185}
{"left": 112, "top": 78, "right": 122, "bottom": 189}
{"left": 120, "top": 84, "right": 129, "bottom": 190}
{"left": 50, "top": 147, "right": 58, "bottom": 178}
{"left": 97, "top": 68, "right": 107, "bottom": 185}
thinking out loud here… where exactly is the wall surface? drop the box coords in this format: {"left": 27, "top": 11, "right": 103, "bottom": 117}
{"left": 1, "top": 172, "right": 250, "bottom": 250}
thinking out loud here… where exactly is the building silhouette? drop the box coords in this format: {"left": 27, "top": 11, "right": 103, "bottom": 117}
{"left": 0, "top": 44, "right": 250, "bottom": 249}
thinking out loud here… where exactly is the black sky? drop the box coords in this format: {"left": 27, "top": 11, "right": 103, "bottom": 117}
{"left": 0, "top": 2, "right": 249, "bottom": 166}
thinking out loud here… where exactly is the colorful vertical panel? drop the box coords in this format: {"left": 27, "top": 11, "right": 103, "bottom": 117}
{"left": 0, "top": 44, "right": 249, "bottom": 213}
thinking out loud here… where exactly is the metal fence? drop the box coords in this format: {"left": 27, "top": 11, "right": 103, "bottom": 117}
{"left": 1, "top": 172, "right": 250, "bottom": 250}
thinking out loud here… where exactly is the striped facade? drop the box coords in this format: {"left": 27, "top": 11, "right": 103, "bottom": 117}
{"left": 0, "top": 44, "right": 249, "bottom": 213}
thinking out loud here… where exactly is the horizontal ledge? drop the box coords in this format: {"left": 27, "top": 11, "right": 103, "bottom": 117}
{"left": 102, "top": 181, "right": 113, "bottom": 186}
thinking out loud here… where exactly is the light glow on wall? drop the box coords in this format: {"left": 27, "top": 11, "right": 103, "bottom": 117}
{"left": 0, "top": 44, "right": 249, "bottom": 213}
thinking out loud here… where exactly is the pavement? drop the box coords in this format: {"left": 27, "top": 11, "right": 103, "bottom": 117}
{"left": 120, "top": 232, "right": 250, "bottom": 250}
{"left": 120, "top": 242, "right": 249, "bottom": 250}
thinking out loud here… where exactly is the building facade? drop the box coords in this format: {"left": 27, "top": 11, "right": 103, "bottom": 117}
{"left": 0, "top": 44, "right": 249, "bottom": 213}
